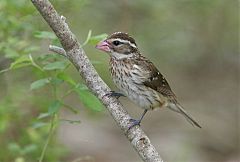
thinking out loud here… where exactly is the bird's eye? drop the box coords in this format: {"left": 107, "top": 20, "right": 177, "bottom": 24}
{"left": 112, "top": 40, "right": 121, "bottom": 46}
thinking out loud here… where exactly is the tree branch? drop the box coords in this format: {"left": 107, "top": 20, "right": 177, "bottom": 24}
{"left": 31, "top": 0, "right": 164, "bottom": 162}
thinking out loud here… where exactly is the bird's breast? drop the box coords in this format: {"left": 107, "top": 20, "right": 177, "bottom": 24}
{"left": 109, "top": 59, "right": 164, "bottom": 110}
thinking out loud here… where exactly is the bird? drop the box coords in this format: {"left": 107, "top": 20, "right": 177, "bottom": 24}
{"left": 96, "top": 32, "right": 201, "bottom": 129}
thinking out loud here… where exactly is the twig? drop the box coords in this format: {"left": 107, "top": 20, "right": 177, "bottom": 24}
{"left": 39, "top": 114, "right": 57, "bottom": 162}
{"left": 49, "top": 45, "right": 67, "bottom": 57}
{"left": 31, "top": 0, "right": 164, "bottom": 162}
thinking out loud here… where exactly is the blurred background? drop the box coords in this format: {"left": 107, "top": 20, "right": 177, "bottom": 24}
{"left": 0, "top": 0, "right": 238, "bottom": 162}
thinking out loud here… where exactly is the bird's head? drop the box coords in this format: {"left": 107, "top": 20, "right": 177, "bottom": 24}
{"left": 96, "top": 32, "right": 139, "bottom": 59}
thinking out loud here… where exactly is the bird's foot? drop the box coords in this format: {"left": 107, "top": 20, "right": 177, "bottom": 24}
{"left": 128, "top": 118, "right": 141, "bottom": 130}
{"left": 104, "top": 91, "right": 125, "bottom": 99}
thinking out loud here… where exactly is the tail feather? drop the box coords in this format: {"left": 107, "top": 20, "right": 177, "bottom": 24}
{"left": 168, "top": 103, "right": 201, "bottom": 128}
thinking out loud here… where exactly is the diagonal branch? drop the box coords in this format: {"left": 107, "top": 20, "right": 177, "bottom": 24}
{"left": 31, "top": 0, "right": 164, "bottom": 162}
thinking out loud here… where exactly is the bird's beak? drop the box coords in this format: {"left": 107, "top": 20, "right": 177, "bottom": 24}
{"left": 96, "top": 40, "right": 111, "bottom": 53}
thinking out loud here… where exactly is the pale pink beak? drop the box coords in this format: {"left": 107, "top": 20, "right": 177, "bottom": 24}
{"left": 96, "top": 40, "right": 111, "bottom": 53}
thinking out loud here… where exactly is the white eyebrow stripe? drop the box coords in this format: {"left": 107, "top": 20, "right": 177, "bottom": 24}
{"left": 111, "top": 38, "right": 137, "bottom": 48}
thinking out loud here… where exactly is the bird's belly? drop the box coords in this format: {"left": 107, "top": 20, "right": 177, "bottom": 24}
{"left": 112, "top": 76, "right": 162, "bottom": 110}
{"left": 127, "top": 86, "right": 161, "bottom": 110}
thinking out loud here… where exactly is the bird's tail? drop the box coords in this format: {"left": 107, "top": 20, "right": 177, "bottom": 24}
{"left": 168, "top": 103, "right": 201, "bottom": 128}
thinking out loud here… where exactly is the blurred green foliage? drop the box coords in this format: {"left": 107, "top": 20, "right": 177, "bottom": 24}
{"left": 0, "top": 0, "right": 106, "bottom": 162}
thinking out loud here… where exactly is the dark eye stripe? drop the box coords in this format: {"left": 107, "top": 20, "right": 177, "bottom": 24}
{"left": 112, "top": 40, "right": 121, "bottom": 46}
{"left": 111, "top": 38, "right": 137, "bottom": 48}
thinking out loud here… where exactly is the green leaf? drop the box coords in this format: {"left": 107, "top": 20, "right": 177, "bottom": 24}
{"left": 22, "top": 144, "right": 37, "bottom": 154}
{"left": 50, "top": 77, "right": 64, "bottom": 85}
{"left": 48, "top": 100, "right": 62, "bottom": 115}
{"left": 43, "top": 61, "right": 67, "bottom": 70}
{"left": 9, "top": 55, "right": 32, "bottom": 70}
{"left": 30, "top": 78, "right": 50, "bottom": 90}
{"left": 8, "top": 143, "right": 21, "bottom": 153}
{"left": 34, "top": 31, "right": 56, "bottom": 39}
{"left": 57, "top": 72, "right": 76, "bottom": 85}
{"left": 76, "top": 83, "right": 88, "bottom": 90}
{"left": 37, "top": 113, "right": 50, "bottom": 119}
{"left": 75, "top": 88, "right": 103, "bottom": 112}
{"left": 4, "top": 47, "right": 20, "bottom": 59}
{"left": 88, "top": 33, "right": 108, "bottom": 45}
{"left": 81, "top": 30, "right": 92, "bottom": 47}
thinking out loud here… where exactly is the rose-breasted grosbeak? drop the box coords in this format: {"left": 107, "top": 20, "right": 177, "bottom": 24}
{"left": 96, "top": 32, "right": 201, "bottom": 129}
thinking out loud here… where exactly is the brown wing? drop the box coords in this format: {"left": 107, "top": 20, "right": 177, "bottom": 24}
{"left": 134, "top": 56, "right": 177, "bottom": 100}
{"left": 144, "top": 66, "right": 176, "bottom": 97}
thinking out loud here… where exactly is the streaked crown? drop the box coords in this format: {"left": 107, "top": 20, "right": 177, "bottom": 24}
{"left": 108, "top": 32, "right": 137, "bottom": 47}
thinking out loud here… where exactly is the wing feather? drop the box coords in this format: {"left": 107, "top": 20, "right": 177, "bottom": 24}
{"left": 133, "top": 56, "right": 177, "bottom": 101}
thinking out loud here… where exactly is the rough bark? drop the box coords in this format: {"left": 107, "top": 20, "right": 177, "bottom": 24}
{"left": 31, "top": 0, "right": 164, "bottom": 162}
